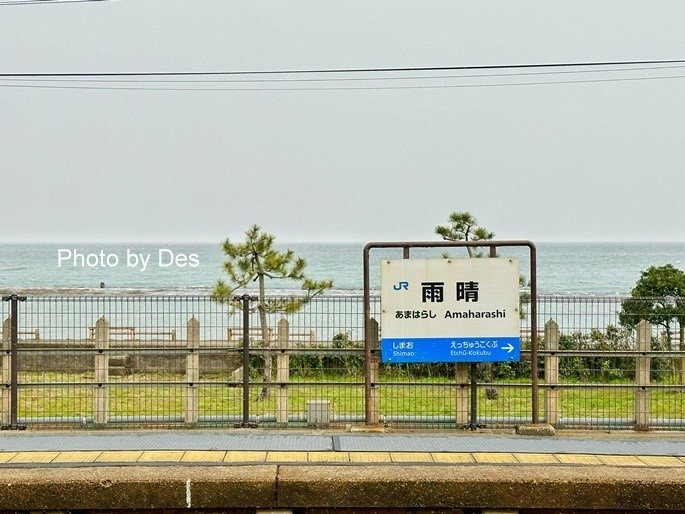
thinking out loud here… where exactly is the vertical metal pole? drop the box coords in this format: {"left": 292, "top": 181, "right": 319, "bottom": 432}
{"left": 9, "top": 296, "right": 18, "bottom": 428}
{"left": 2, "top": 294, "right": 26, "bottom": 430}
{"left": 529, "top": 245, "right": 538, "bottom": 424}
{"left": 469, "top": 362, "right": 478, "bottom": 430}
{"left": 241, "top": 294, "right": 251, "bottom": 426}
{"left": 363, "top": 246, "right": 372, "bottom": 424}
{"left": 464, "top": 245, "right": 498, "bottom": 430}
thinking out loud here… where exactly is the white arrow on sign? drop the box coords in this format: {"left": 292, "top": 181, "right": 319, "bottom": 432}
{"left": 502, "top": 343, "right": 515, "bottom": 353}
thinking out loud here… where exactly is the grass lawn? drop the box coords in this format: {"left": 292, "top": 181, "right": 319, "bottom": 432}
{"left": 8, "top": 371, "right": 685, "bottom": 426}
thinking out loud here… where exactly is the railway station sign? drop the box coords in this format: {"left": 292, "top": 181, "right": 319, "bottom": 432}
{"left": 380, "top": 258, "right": 521, "bottom": 363}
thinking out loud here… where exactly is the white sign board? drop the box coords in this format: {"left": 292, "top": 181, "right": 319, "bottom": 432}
{"left": 380, "top": 258, "right": 520, "bottom": 363}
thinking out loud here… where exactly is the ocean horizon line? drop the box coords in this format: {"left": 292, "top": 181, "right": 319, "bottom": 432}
{"left": 1, "top": 242, "right": 683, "bottom": 296}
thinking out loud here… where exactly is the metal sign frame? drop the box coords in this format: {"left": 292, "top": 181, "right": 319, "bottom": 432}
{"left": 363, "top": 240, "right": 538, "bottom": 426}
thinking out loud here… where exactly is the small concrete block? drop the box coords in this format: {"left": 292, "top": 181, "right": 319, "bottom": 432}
{"left": 390, "top": 452, "right": 434, "bottom": 463}
{"left": 556, "top": 454, "right": 602, "bottom": 465}
{"left": 431, "top": 453, "right": 475, "bottom": 464}
{"left": 597, "top": 455, "right": 647, "bottom": 467}
{"left": 9, "top": 452, "right": 59, "bottom": 464}
{"left": 348, "top": 451, "right": 392, "bottom": 463}
{"left": 473, "top": 453, "right": 519, "bottom": 464}
{"left": 308, "top": 452, "right": 350, "bottom": 463}
{"left": 637, "top": 456, "right": 685, "bottom": 467}
{"left": 514, "top": 453, "right": 561, "bottom": 465}
{"left": 52, "top": 451, "right": 102, "bottom": 463}
{"left": 306, "top": 400, "right": 330, "bottom": 426}
{"left": 223, "top": 451, "right": 267, "bottom": 463}
{"left": 96, "top": 451, "right": 144, "bottom": 462}
{"left": 181, "top": 451, "right": 226, "bottom": 462}
{"left": 138, "top": 451, "right": 184, "bottom": 462}
{"left": 266, "top": 452, "right": 309, "bottom": 463}
{"left": 515, "top": 423, "right": 555, "bottom": 436}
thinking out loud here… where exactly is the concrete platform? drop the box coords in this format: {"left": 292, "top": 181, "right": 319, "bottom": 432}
{"left": 0, "top": 429, "right": 684, "bottom": 512}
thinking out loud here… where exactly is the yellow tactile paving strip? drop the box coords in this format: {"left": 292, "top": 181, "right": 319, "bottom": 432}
{"left": 0, "top": 450, "right": 684, "bottom": 467}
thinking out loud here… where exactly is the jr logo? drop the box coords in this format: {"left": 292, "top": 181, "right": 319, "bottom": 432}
{"left": 393, "top": 281, "right": 409, "bottom": 291}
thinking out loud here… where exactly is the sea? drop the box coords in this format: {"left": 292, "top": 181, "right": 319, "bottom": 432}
{"left": 1, "top": 242, "right": 684, "bottom": 296}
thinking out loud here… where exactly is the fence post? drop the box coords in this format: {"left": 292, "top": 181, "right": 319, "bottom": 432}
{"left": 635, "top": 320, "right": 651, "bottom": 430}
{"left": 185, "top": 316, "right": 200, "bottom": 425}
{"left": 455, "top": 363, "right": 469, "bottom": 426}
{"left": 544, "top": 319, "right": 560, "bottom": 426}
{"left": 93, "top": 316, "right": 110, "bottom": 425}
{"left": 276, "top": 318, "right": 289, "bottom": 425}
{"left": 367, "top": 317, "right": 380, "bottom": 425}
{"left": 1, "top": 317, "right": 10, "bottom": 427}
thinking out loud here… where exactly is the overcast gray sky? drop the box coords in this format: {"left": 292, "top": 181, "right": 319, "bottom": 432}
{"left": 2, "top": 1, "right": 685, "bottom": 243}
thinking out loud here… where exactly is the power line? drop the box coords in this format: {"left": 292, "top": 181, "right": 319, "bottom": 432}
{"left": 2, "top": 64, "right": 685, "bottom": 85}
{"left": 2, "top": 59, "right": 685, "bottom": 78}
{"left": 3, "top": 73, "right": 685, "bottom": 92}
{"left": 0, "top": 0, "right": 113, "bottom": 6}
{"left": 3, "top": 59, "right": 684, "bottom": 92}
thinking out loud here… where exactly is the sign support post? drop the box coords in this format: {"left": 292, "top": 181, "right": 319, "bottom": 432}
{"left": 469, "top": 362, "right": 478, "bottom": 430}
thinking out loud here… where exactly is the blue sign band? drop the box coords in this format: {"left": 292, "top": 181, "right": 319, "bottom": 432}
{"left": 381, "top": 336, "right": 520, "bottom": 363}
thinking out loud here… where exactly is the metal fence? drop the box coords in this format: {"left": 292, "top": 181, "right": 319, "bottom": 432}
{"left": 1, "top": 294, "right": 683, "bottom": 430}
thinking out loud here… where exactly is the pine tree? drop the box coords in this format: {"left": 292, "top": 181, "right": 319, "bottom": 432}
{"left": 435, "top": 211, "right": 494, "bottom": 258}
{"left": 214, "top": 224, "right": 332, "bottom": 399}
